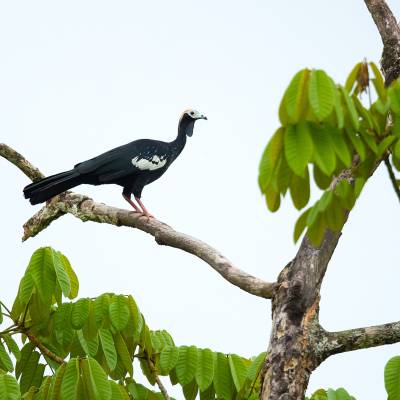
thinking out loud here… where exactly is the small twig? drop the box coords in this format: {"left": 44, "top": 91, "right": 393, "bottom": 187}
{"left": 23, "top": 330, "right": 65, "bottom": 365}
{"left": 384, "top": 156, "right": 400, "bottom": 203}
{"left": 0, "top": 325, "right": 18, "bottom": 336}
{"left": 148, "top": 359, "right": 171, "bottom": 400}
{"left": 0, "top": 301, "right": 12, "bottom": 316}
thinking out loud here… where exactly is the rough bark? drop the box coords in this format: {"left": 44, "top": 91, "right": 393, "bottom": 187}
{"left": 260, "top": 1, "right": 400, "bottom": 398}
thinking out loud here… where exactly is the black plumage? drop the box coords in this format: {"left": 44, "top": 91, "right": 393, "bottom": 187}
{"left": 23, "top": 109, "right": 207, "bottom": 217}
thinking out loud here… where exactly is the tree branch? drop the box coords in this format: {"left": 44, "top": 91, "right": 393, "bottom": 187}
{"left": 0, "top": 143, "right": 276, "bottom": 299}
{"left": 23, "top": 330, "right": 65, "bottom": 365}
{"left": 364, "top": 0, "right": 400, "bottom": 86}
{"left": 0, "top": 143, "right": 44, "bottom": 181}
{"left": 322, "top": 321, "right": 400, "bottom": 357}
{"left": 384, "top": 156, "right": 400, "bottom": 202}
{"left": 148, "top": 359, "right": 171, "bottom": 400}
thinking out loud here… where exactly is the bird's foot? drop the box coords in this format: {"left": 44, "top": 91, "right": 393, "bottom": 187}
{"left": 140, "top": 211, "right": 155, "bottom": 221}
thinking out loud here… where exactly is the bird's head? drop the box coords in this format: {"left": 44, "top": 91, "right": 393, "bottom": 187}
{"left": 179, "top": 109, "right": 207, "bottom": 137}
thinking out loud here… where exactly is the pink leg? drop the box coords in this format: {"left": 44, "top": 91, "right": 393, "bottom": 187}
{"left": 135, "top": 197, "right": 155, "bottom": 219}
{"left": 122, "top": 194, "right": 140, "bottom": 213}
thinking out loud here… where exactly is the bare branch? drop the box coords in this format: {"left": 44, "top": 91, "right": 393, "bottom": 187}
{"left": 1, "top": 143, "right": 276, "bottom": 299}
{"left": 322, "top": 321, "right": 400, "bottom": 357}
{"left": 0, "top": 143, "right": 44, "bottom": 181}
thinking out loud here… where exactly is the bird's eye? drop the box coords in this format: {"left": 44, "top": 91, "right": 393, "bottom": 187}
{"left": 190, "top": 111, "right": 195, "bottom": 116}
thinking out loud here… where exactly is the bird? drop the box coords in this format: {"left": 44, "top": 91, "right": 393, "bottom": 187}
{"left": 23, "top": 109, "right": 207, "bottom": 218}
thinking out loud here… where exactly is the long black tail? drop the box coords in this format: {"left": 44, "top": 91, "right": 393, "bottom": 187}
{"left": 23, "top": 169, "right": 82, "bottom": 205}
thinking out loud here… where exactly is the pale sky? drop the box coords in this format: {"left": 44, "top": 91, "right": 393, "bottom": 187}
{"left": 1, "top": 1, "right": 400, "bottom": 398}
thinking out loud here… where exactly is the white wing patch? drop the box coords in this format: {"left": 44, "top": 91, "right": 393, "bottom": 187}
{"left": 131, "top": 155, "right": 167, "bottom": 171}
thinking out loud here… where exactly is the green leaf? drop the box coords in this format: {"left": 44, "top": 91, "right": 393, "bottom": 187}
{"left": 0, "top": 374, "right": 21, "bottom": 400}
{"left": 195, "top": 348, "right": 214, "bottom": 392}
{"left": 200, "top": 384, "right": 215, "bottom": 400}
{"left": 114, "top": 332, "right": 133, "bottom": 376}
{"left": 61, "top": 358, "right": 80, "bottom": 400}
{"left": 176, "top": 346, "right": 198, "bottom": 386}
{"left": 127, "top": 380, "right": 152, "bottom": 400}
{"left": 385, "top": 356, "right": 400, "bottom": 400}
{"left": 99, "top": 329, "right": 118, "bottom": 371}
{"left": 273, "top": 154, "right": 292, "bottom": 194}
{"left": 246, "top": 352, "right": 266, "bottom": 382}
{"left": 289, "top": 168, "right": 310, "bottom": 210}
{"left": 228, "top": 354, "right": 247, "bottom": 392}
{"left": 284, "top": 123, "right": 313, "bottom": 176}
{"left": 52, "top": 251, "right": 71, "bottom": 298}
{"left": 265, "top": 187, "right": 281, "bottom": 212}
{"left": 352, "top": 96, "right": 373, "bottom": 130}
{"left": 32, "top": 362, "right": 45, "bottom": 390}
{"left": 94, "top": 294, "right": 111, "bottom": 327}
{"left": 0, "top": 342, "right": 13, "bottom": 372}
{"left": 369, "top": 62, "right": 386, "bottom": 100}
{"left": 127, "top": 295, "right": 143, "bottom": 337}
{"left": 329, "top": 128, "right": 352, "bottom": 167}
{"left": 294, "top": 208, "right": 311, "bottom": 243}
{"left": 54, "top": 303, "right": 74, "bottom": 348}
{"left": 48, "top": 362, "right": 66, "bottom": 399}
{"left": 20, "top": 350, "right": 40, "bottom": 394}
{"left": 3, "top": 335, "right": 20, "bottom": 362}
{"left": 377, "top": 135, "right": 396, "bottom": 157}
{"left": 160, "top": 346, "right": 179, "bottom": 375}
{"left": 340, "top": 86, "right": 359, "bottom": 130}
{"left": 333, "top": 89, "right": 344, "bottom": 129}
{"left": 15, "top": 343, "right": 35, "bottom": 380}
{"left": 359, "top": 129, "right": 378, "bottom": 154}
{"left": 183, "top": 380, "right": 198, "bottom": 400}
{"left": 335, "top": 388, "right": 352, "bottom": 400}
{"left": 71, "top": 298, "right": 90, "bottom": 330}
{"left": 313, "top": 165, "right": 331, "bottom": 190}
{"left": 109, "top": 381, "right": 130, "bottom": 400}
{"left": 213, "top": 352, "right": 234, "bottom": 400}
{"left": 59, "top": 253, "right": 79, "bottom": 299}
{"left": 259, "top": 128, "right": 284, "bottom": 191}
{"left": 308, "top": 70, "right": 335, "bottom": 120}
{"left": 395, "top": 141, "right": 400, "bottom": 159}
{"left": 27, "top": 247, "right": 56, "bottom": 307}
{"left": 109, "top": 296, "right": 129, "bottom": 332}
{"left": 284, "top": 69, "right": 310, "bottom": 122}
{"left": 389, "top": 80, "right": 400, "bottom": 114}
{"left": 307, "top": 214, "right": 326, "bottom": 246}
{"left": 84, "top": 357, "right": 112, "bottom": 400}
{"left": 346, "top": 128, "right": 366, "bottom": 161}
{"left": 310, "top": 125, "right": 336, "bottom": 176}
{"left": 345, "top": 63, "right": 361, "bottom": 93}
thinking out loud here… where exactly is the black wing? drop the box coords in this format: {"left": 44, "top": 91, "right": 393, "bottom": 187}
{"left": 74, "top": 139, "right": 169, "bottom": 183}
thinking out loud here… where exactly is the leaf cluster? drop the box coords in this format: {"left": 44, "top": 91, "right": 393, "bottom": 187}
{"left": 0, "top": 248, "right": 266, "bottom": 400}
{"left": 259, "top": 62, "right": 400, "bottom": 245}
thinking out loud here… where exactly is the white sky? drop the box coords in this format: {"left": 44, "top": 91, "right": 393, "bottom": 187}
{"left": 1, "top": 1, "right": 400, "bottom": 398}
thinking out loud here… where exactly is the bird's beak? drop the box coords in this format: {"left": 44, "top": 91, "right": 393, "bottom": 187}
{"left": 201, "top": 115, "right": 208, "bottom": 120}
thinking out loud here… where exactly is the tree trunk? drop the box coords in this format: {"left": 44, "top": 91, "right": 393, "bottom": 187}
{"left": 260, "top": 235, "right": 337, "bottom": 400}
{"left": 260, "top": 1, "right": 400, "bottom": 398}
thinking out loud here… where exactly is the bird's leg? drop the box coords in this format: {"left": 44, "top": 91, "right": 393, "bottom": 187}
{"left": 135, "top": 197, "right": 154, "bottom": 219}
{"left": 122, "top": 194, "right": 141, "bottom": 213}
